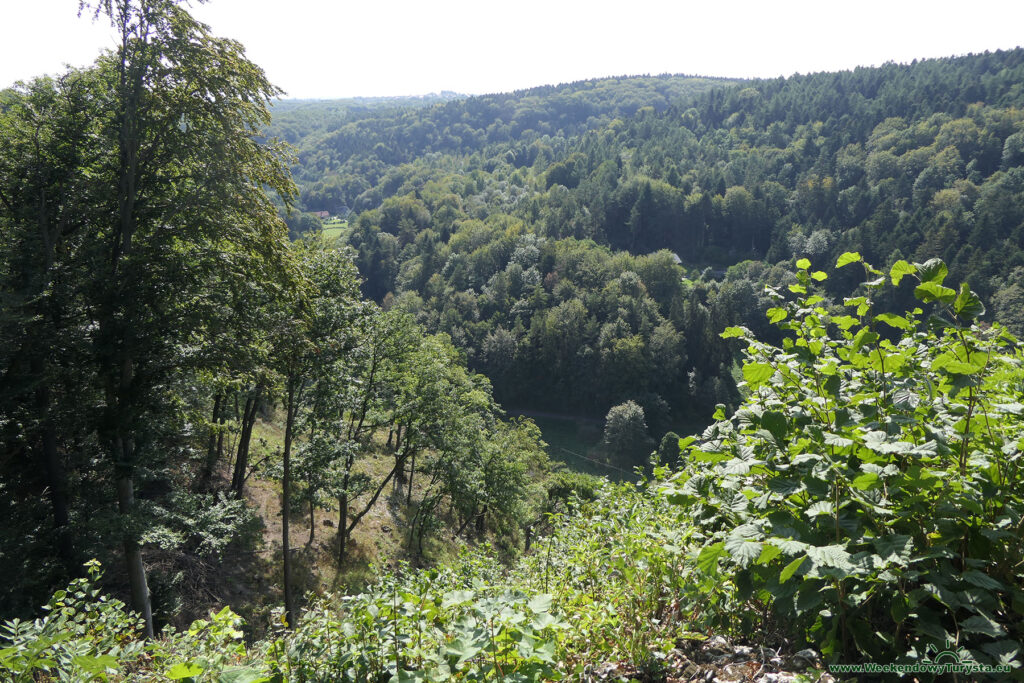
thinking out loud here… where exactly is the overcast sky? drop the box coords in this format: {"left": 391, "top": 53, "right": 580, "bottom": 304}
{"left": 3, "top": 0, "right": 1023, "bottom": 99}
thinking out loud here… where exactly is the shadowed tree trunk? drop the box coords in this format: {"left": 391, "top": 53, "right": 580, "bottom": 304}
{"left": 230, "top": 389, "right": 261, "bottom": 497}
{"left": 281, "top": 381, "right": 299, "bottom": 628}
{"left": 198, "top": 393, "right": 223, "bottom": 489}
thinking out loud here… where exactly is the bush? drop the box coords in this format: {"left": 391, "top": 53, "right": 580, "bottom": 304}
{"left": 660, "top": 254, "right": 1024, "bottom": 671}
{"left": 602, "top": 400, "right": 654, "bottom": 467}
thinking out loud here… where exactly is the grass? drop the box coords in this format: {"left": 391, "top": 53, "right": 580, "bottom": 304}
{"left": 525, "top": 415, "right": 630, "bottom": 480}
{"left": 228, "top": 416, "right": 468, "bottom": 623}
{"left": 321, "top": 219, "right": 348, "bottom": 241}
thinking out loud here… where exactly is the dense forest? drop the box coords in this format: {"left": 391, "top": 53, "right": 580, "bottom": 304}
{"left": 277, "top": 47, "right": 1024, "bottom": 435}
{"left": 1, "top": 0, "right": 1023, "bottom": 680}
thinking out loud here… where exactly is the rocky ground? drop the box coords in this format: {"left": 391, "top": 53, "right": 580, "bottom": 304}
{"left": 587, "top": 637, "right": 838, "bottom": 682}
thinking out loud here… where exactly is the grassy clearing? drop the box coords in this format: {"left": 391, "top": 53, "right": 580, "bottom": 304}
{"left": 525, "top": 415, "right": 623, "bottom": 479}
{"left": 320, "top": 219, "right": 348, "bottom": 241}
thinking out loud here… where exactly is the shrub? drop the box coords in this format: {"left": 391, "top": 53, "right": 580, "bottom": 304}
{"left": 660, "top": 255, "right": 1024, "bottom": 671}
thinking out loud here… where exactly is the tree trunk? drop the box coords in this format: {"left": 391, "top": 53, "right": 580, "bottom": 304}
{"left": 41, "top": 419, "right": 74, "bottom": 570}
{"left": 230, "top": 391, "right": 260, "bottom": 497}
{"left": 116, "top": 445, "right": 153, "bottom": 638}
{"left": 475, "top": 505, "right": 487, "bottom": 539}
{"left": 198, "top": 393, "right": 223, "bottom": 489}
{"left": 337, "top": 491, "right": 348, "bottom": 565}
{"left": 348, "top": 449, "right": 407, "bottom": 539}
{"left": 30, "top": 357, "right": 74, "bottom": 571}
{"left": 308, "top": 497, "right": 315, "bottom": 547}
{"left": 406, "top": 450, "right": 415, "bottom": 505}
{"left": 282, "top": 383, "right": 297, "bottom": 629}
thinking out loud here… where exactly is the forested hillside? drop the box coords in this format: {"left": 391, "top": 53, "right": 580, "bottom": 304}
{"left": 277, "top": 48, "right": 1024, "bottom": 438}
{"left": 2, "top": 0, "right": 1024, "bottom": 679}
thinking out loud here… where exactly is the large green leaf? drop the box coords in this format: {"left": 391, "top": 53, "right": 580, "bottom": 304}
{"left": 779, "top": 555, "right": 807, "bottom": 583}
{"left": 872, "top": 534, "right": 913, "bottom": 565}
{"left": 807, "top": 544, "right": 854, "bottom": 570}
{"left": 889, "top": 260, "right": 916, "bottom": 286}
{"left": 874, "top": 313, "right": 911, "bottom": 330}
{"left": 527, "top": 594, "right": 552, "bottom": 613}
{"left": 219, "top": 667, "right": 273, "bottom": 683}
{"left": 961, "top": 613, "right": 1007, "bottom": 638}
{"left": 72, "top": 655, "right": 119, "bottom": 675}
{"left": 836, "top": 252, "right": 862, "bottom": 268}
{"left": 742, "top": 362, "right": 774, "bottom": 387}
{"left": 916, "top": 258, "right": 948, "bottom": 285}
{"left": 166, "top": 662, "right": 204, "bottom": 680}
{"left": 850, "top": 471, "right": 879, "bottom": 490}
{"left": 696, "top": 542, "right": 726, "bottom": 575}
{"left": 914, "top": 281, "right": 956, "bottom": 304}
{"left": 954, "top": 283, "right": 985, "bottom": 320}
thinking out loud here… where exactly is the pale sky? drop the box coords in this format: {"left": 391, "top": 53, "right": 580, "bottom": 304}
{"left": 2, "top": 0, "right": 1023, "bottom": 99}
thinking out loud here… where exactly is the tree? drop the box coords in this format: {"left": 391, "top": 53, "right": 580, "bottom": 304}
{"left": 79, "top": 0, "right": 294, "bottom": 636}
{"left": 602, "top": 400, "right": 653, "bottom": 467}
{"left": 269, "top": 245, "right": 363, "bottom": 626}
{"left": 0, "top": 69, "right": 104, "bottom": 607}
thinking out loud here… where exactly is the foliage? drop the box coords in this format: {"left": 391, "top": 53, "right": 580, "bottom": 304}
{"left": 601, "top": 400, "right": 654, "bottom": 467}
{"left": 275, "top": 48, "right": 1024, "bottom": 437}
{"left": 660, "top": 255, "right": 1024, "bottom": 669}
{"left": 0, "top": 561, "right": 144, "bottom": 682}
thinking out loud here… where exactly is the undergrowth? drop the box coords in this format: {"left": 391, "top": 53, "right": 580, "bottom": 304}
{"left": 4, "top": 255, "right": 1023, "bottom": 681}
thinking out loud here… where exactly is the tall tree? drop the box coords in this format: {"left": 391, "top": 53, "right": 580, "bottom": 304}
{"left": 80, "top": 0, "right": 295, "bottom": 636}
{"left": 0, "top": 69, "right": 104, "bottom": 595}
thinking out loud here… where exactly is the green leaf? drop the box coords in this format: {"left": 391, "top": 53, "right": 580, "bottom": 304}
{"left": 872, "top": 535, "right": 913, "bottom": 565}
{"left": 807, "top": 544, "right": 854, "bottom": 570}
{"left": 823, "top": 432, "right": 854, "bottom": 448}
{"left": 874, "top": 313, "right": 911, "bottom": 330}
{"left": 219, "top": 667, "right": 273, "bottom": 683}
{"left": 779, "top": 556, "right": 806, "bottom": 583}
{"left": 441, "top": 590, "right": 475, "bottom": 608}
{"left": 531, "top": 612, "right": 558, "bottom": 630}
{"left": 761, "top": 411, "right": 788, "bottom": 443}
{"left": 789, "top": 283, "right": 807, "bottom": 294}
{"left": 678, "top": 435, "right": 697, "bottom": 451}
{"left": 914, "top": 281, "right": 956, "bottom": 304}
{"left": 527, "top": 594, "right": 553, "bottom": 613}
{"left": 810, "top": 270, "right": 827, "bottom": 281}
{"left": 931, "top": 353, "right": 982, "bottom": 375}
{"left": 830, "top": 315, "right": 859, "bottom": 330}
{"left": 889, "top": 260, "right": 916, "bottom": 286}
{"left": 720, "top": 326, "right": 746, "bottom": 339}
{"left": 696, "top": 542, "right": 726, "bottom": 575}
{"left": 980, "top": 640, "right": 1022, "bottom": 667}
{"left": 725, "top": 537, "right": 763, "bottom": 567}
{"left": 766, "top": 307, "right": 788, "bottom": 323}
{"left": 742, "top": 362, "right": 774, "bottom": 387}
{"left": 796, "top": 258, "right": 811, "bottom": 270}
{"left": 805, "top": 501, "right": 835, "bottom": 517}
{"left": 167, "top": 662, "right": 204, "bottom": 680}
{"left": 757, "top": 543, "right": 783, "bottom": 565}
{"left": 963, "top": 570, "right": 1005, "bottom": 591}
{"left": 916, "top": 258, "right": 948, "bottom": 285}
{"left": 962, "top": 614, "right": 1007, "bottom": 638}
{"left": 836, "top": 252, "right": 862, "bottom": 268}
{"left": 73, "top": 655, "right": 118, "bottom": 675}
{"left": 852, "top": 327, "right": 879, "bottom": 351}
{"left": 446, "top": 637, "right": 483, "bottom": 668}
{"left": 534, "top": 639, "right": 556, "bottom": 663}
{"left": 850, "top": 472, "right": 879, "bottom": 490}
{"left": 953, "top": 283, "right": 985, "bottom": 319}
{"left": 768, "top": 537, "right": 811, "bottom": 554}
